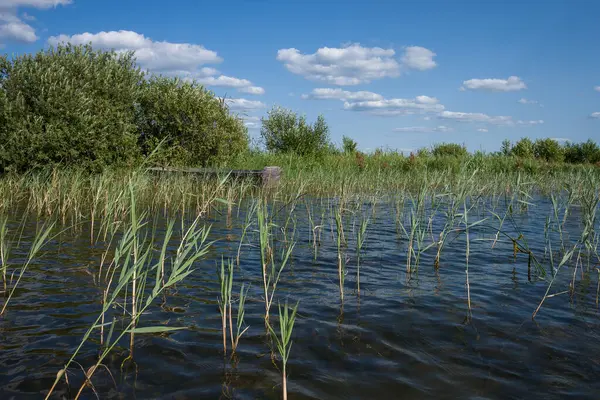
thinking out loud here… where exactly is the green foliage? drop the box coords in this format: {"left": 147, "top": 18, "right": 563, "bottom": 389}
{"left": 342, "top": 135, "right": 358, "bottom": 154}
{"left": 432, "top": 142, "right": 468, "bottom": 158}
{"left": 136, "top": 77, "right": 248, "bottom": 167}
{"left": 501, "top": 139, "right": 512, "bottom": 156}
{"left": 512, "top": 138, "right": 535, "bottom": 158}
{"left": 260, "top": 106, "right": 331, "bottom": 156}
{"left": 0, "top": 44, "right": 144, "bottom": 172}
{"left": 533, "top": 138, "right": 564, "bottom": 162}
{"left": 0, "top": 44, "right": 248, "bottom": 172}
{"left": 564, "top": 139, "right": 600, "bottom": 164}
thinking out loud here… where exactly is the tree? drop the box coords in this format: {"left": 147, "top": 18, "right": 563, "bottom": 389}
{"left": 512, "top": 138, "right": 535, "bottom": 158}
{"left": 342, "top": 136, "right": 358, "bottom": 154}
{"left": 431, "top": 142, "right": 468, "bottom": 157}
{"left": 0, "top": 44, "right": 145, "bottom": 172}
{"left": 136, "top": 77, "right": 248, "bottom": 166}
{"left": 501, "top": 139, "right": 512, "bottom": 156}
{"left": 260, "top": 107, "right": 331, "bottom": 156}
{"left": 533, "top": 138, "right": 563, "bottom": 162}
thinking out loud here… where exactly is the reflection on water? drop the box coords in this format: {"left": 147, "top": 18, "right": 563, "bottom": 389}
{"left": 1, "top": 197, "right": 599, "bottom": 399}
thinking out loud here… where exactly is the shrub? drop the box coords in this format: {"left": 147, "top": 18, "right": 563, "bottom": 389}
{"left": 431, "top": 142, "right": 468, "bottom": 158}
{"left": 533, "top": 138, "right": 563, "bottom": 162}
{"left": 0, "top": 44, "right": 144, "bottom": 172}
{"left": 501, "top": 139, "right": 512, "bottom": 156}
{"left": 342, "top": 136, "right": 358, "bottom": 154}
{"left": 512, "top": 138, "right": 535, "bottom": 158}
{"left": 260, "top": 106, "right": 331, "bottom": 156}
{"left": 564, "top": 139, "right": 600, "bottom": 164}
{"left": 136, "top": 77, "right": 248, "bottom": 167}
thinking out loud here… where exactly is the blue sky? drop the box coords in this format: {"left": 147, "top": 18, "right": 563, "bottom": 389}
{"left": 1, "top": 0, "right": 599, "bottom": 153}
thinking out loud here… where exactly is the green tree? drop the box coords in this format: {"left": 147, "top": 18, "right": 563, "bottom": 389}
{"left": 136, "top": 77, "right": 248, "bottom": 166}
{"left": 533, "top": 138, "right": 563, "bottom": 162}
{"left": 0, "top": 44, "right": 144, "bottom": 172}
{"left": 260, "top": 106, "right": 331, "bottom": 156}
{"left": 512, "top": 138, "right": 535, "bottom": 158}
{"left": 431, "top": 142, "right": 468, "bottom": 158}
{"left": 501, "top": 139, "right": 512, "bottom": 156}
{"left": 342, "top": 136, "right": 358, "bottom": 154}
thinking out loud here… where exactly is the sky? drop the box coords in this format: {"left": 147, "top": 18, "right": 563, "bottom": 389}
{"left": 0, "top": 0, "right": 599, "bottom": 153}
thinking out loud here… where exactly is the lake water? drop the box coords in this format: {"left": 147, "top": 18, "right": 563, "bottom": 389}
{"left": 1, "top": 196, "right": 599, "bottom": 399}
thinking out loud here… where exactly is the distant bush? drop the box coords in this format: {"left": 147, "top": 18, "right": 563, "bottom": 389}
{"left": 261, "top": 106, "right": 331, "bottom": 156}
{"left": 512, "top": 138, "right": 535, "bottom": 158}
{"left": 342, "top": 136, "right": 358, "bottom": 154}
{"left": 533, "top": 138, "right": 563, "bottom": 162}
{"left": 0, "top": 44, "right": 144, "bottom": 172}
{"left": 431, "top": 142, "right": 468, "bottom": 158}
{"left": 136, "top": 77, "right": 248, "bottom": 167}
{"left": 564, "top": 139, "right": 600, "bottom": 164}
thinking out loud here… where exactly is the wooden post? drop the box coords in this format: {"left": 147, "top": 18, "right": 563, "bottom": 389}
{"left": 261, "top": 166, "right": 281, "bottom": 188}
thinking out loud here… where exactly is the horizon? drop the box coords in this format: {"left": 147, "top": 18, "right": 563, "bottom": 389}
{"left": 1, "top": 0, "right": 598, "bottom": 153}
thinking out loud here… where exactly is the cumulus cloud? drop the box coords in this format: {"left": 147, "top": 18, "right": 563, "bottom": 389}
{"left": 590, "top": 112, "right": 600, "bottom": 119}
{"left": 226, "top": 98, "right": 266, "bottom": 111}
{"left": 477, "top": 128, "right": 488, "bottom": 132}
{"left": 400, "top": 46, "right": 437, "bottom": 71}
{"left": 301, "top": 88, "right": 383, "bottom": 101}
{"left": 394, "top": 125, "right": 452, "bottom": 133}
{"left": 48, "top": 30, "right": 264, "bottom": 94}
{"left": 277, "top": 43, "right": 436, "bottom": 85}
{"left": 344, "top": 95, "right": 444, "bottom": 116}
{"left": 461, "top": 76, "right": 526, "bottom": 92}
{"left": 0, "top": 0, "right": 70, "bottom": 45}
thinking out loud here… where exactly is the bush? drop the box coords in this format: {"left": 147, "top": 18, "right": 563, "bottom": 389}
{"left": 342, "top": 136, "right": 358, "bottom": 154}
{"left": 564, "top": 139, "right": 600, "bottom": 164}
{"left": 0, "top": 44, "right": 144, "bottom": 172}
{"left": 260, "top": 106, "right": 331, "bottom": 156}
{"left": 136, "top": 77, "right": 248, "bottom": 167}
{"left": 512, "top": 138, "right": 535, "bottom": 158}
{"left": 533, "top": 138, "right": 563, "bottom": 162}
{"left": 431, "top": 142, "right": 468, "bottom": 158}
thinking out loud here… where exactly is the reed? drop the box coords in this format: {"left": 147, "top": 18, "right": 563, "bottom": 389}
{"left": 268, "top": 300, "right": 299, "bottom": 400}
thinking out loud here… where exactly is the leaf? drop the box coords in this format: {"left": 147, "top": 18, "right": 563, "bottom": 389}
{"left": 125, "top": 326, "right": 187, "bottom": 334}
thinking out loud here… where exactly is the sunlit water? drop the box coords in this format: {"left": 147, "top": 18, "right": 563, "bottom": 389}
{"left": 1, "top": 197, "right": 599, "bottom": 399}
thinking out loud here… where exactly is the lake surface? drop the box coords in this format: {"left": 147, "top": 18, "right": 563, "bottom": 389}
{"left": 1, "top": 196, "right": 599, "bottom": 399}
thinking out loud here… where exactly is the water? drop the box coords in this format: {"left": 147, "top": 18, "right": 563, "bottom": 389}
{"left": 1, "top": 197, "right": 599, "bottom": 399}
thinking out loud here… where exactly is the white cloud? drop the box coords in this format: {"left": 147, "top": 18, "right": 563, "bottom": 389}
{"left": 461, "top": 76, "right": 526, "bottom": 92}
{"left": 439, "top": 111, "right": 513, "bottom": 125}
{"left": 394, "top": 125, "right": 452, "bottom": 133}
{"left": 594, "top": 86, "right": 600, "bottom": 92}
{"left": 48, "top": 30, "right": 264, "bottom": 95}
{"left": 277, "top": 43, "right": 400, "bottom": 85}
{"left": 477, "top": 128, "right": 488, "bottom": 132}
{"left": 277, "top": 43, "right": 437, "bottom": 86}
{"left": 0, "top": 12, "right": 36, "bottom": 42}
{"left": 239, "top": 86, "right": 265, "bottom": 95}
{"left": 344, "top": 95, "right": 444, "bottom": 116}
{"left": 517, "top": 119, "right": 544, "bottom": 125}
{"left": 1, "top": 1, "right": 70, "bottom": 45}
{"left": 517, "top": 98, "right": 538, "bottom": 105}
{"left": 590, "top": 112, "right": 600, "bottom": 119}
{"left": 401, "top": 46, "right": 437, "bottom": 71}
{"left": 301, "top": 88, "right": 383, "bottom": 101}
{"left": 2, "top": 1, "right": 71, "bottom": 7}
{"left": 226, "top": 98, "right": 267, "bottom": 111}
{"left": 49, "top": 30, "right": 222, "bottom": 72}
